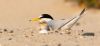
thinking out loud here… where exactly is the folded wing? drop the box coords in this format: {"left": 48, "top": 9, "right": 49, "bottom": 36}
{"left": 47, "top": 8, "right": 86, "bottom": 31}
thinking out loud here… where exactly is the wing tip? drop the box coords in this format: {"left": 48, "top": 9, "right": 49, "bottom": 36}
{"left": 80, "top": 8, "right": 86, "bottom": 16}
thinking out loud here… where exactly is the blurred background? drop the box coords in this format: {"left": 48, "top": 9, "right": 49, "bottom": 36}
{"left": 65, "top": 0, "right": 100, "bottom": 9}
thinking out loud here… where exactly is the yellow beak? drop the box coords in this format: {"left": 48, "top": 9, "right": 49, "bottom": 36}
{"left": 31, "top": 18, "right": 40, "bottom": 21}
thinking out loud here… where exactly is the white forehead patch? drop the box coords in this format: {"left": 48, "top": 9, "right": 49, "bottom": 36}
{"left": 39, "top": 15, "right": 42, "bottom": 18}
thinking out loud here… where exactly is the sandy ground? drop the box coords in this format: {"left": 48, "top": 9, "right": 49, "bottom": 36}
{"left": 0, "top": 0, "right": 100, "bottom": 46}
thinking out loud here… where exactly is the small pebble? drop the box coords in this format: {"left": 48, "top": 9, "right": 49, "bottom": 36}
{"left": 25, "top": 35, "right": 29, "bottom": 38}
{"left": 31, "top": 31, "right": 34, "bottom": 33}
{"left": 82, "top": 32, "right": 95, "bottom": 36}
{"left": 29, "top": 20, "right": 32, "bottom": 21}
{"left": 66, "top": 32, "right": 71, "bottom": 34}
{"left": 55, "top": 31, "right": 59, "bottom": 33}
{"left": 11, "top": 34, "right": 14, "bottom": 36}
{"left": 81, "top": 30, "right": 84, "bottom": 32}
{"left": 31, "top": 34, "right": 34, "bottom": 36}
{"left": 4, "top": 29, "right": 7, "bottom": 32}
{"left": 61, "top": 19, "right": 65, "bottom": 20}
{"left": 0, "top": 31, "right": 2, "bottom": 33}
{"left": 76, "top": 23, "right": 80, "bottom": 26}
{"left": 76, "top": 44, "right": 80, "bottom": 46}
{"left": 49, "top": 32, "right": 53, "bottom": 34}
{"left": 58, "top": 43, "right": 61, "bottom": 46}
{"left": 9, "top": 30, "right": 14, "bottom": 33}
{"left": 43, "top": 44, "right": 48, "bottom": 46}
{"left": 8, "top": 38, "right": 12, "bottom": 40}
{"left": 60, "top": 33, "right": 63, "bottom": 35}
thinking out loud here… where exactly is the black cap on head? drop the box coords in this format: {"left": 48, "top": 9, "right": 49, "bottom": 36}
{"left": 40, "top": 14, "right": 54, "bottom": 20}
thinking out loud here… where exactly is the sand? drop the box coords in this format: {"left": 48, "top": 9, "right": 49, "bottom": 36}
{"left": 0, "top": 0, "right": 100, "bottom": 46}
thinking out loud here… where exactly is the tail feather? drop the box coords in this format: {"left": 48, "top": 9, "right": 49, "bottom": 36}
{"left": 58, "top": 8, "right": 86, "bottom": 30}
{"left": 80, "top": 8, "right": 86, "bottom": 16}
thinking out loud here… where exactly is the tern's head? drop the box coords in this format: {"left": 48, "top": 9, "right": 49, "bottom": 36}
{"left": 32, "top": 14, "right": 54, "bottom": 22}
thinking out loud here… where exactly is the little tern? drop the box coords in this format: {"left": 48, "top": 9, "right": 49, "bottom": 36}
{"left": 31, "top": 8, "right": 86, "bottom": 33}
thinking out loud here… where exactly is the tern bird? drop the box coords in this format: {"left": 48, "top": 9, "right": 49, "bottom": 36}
{"left": 31, "top": 8, "right": 86, "bottom": 33}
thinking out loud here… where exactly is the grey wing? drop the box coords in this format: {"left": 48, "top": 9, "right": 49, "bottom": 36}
{"left": 47, "top": 8, "right": 85, "bottom": 31}
{"left": 47, "top": 15, "right": 83, "bottom": 31}
{"left": 59, "top": 15, "right": 80, "bottom": 30}
{"left": 47, "top": 20, "right": 68, "bottom": 31}
{"left": 59, "top": 8, "right": 85, "bottom": 30}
